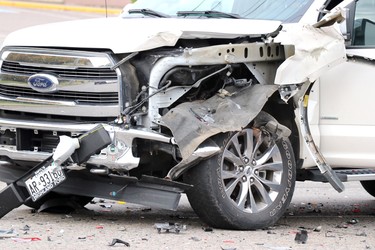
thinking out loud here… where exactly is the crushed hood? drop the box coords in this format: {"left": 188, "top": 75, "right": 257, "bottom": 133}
{"left": 2, "top": 17, "right": 281, "bottom": 53}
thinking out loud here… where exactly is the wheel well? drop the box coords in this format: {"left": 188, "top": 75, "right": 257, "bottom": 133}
{"left": 262, "top": 92, "right": 302, "bottom": 168}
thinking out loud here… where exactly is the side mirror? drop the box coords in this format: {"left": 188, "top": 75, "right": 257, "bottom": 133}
{"left": 338, "top": 9, "right": 349, "bottom": 40}
{"left": 339, "top": 1, "right": 356, "bottom": 44}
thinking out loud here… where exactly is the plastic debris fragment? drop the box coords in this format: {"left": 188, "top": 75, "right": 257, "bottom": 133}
{"left": 313, "top": 226, "right": 322, "bottom": 232}
{"left": 0, "top": 229, "right": 17, "bottom": 238}
{"left": 189, "top": 236, "right": 201, "bottom": 241}
{"left": 154, "top": 222, "right": 185, "bottom": 234}
{"left": 12, "top": 237, "right": 41, "bottom": 242}
{"left": 294, "top": 229, "right": 308, "bottom": 244}
{"left": 348, "top": 218, "right": 359, "bottom": 225}
{"left": 108, "top": 238, "right": 130, "bottom": 247}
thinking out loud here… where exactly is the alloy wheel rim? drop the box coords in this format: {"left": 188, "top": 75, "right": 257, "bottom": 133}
{"left": 221, "top": 128, "right": 283, "bottom": 213}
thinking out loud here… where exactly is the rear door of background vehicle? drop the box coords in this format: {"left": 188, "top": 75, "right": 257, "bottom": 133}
{"left": 317, "top": 0, "right": 375, "bottom": 168}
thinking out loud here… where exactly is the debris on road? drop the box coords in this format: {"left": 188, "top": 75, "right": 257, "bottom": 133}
{"left": 11, "top": 237, "right": 41, "bottom": 242}
{"left": 202, "top": 226, "right": 213, "bottom": 232}
{"left": 294, "top": 229, "right": 308, "bottom": 244}
{"left": 108, "top": 238, "right": 130, "bottom": 247}
{"left": 21, "top": 225, "right": 30, "bottom": 232}
{"left": 325, "top": 231, "right": 336, "bottom": 238}
{"left": 348, "top": 218, "right": 359, "bottom": 225}
{"left": 189, "top": 236, "right": 201, "bottom": 242}
{"left": 0, "top": 228, "right": 17, "bottom": 238}
{"left": 313, "top": 226, "right": 322, "bottom": 232}
{"left": 154, "top": 222, "right": 185, "bottom": 234}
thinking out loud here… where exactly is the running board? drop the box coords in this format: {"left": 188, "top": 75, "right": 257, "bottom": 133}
{"left": 335, "top": 169, "right": 375, "bottom": 182}
{"left": 298, "top": 169, "right": 375, "bottom": 182}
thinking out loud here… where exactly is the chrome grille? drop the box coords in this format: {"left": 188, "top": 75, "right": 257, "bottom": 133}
{"left": 1, "top": 61, "right": 117, "bottom": 80}
{"left": 0, "top": 47, "right": 120, "bottom": 117}
{"left": 0, "top": 84, "right": 118, "bottom": 104}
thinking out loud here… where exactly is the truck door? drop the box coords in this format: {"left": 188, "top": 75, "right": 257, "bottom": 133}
{"left": 317, "top": 0, "right": 375, "bottom": 168}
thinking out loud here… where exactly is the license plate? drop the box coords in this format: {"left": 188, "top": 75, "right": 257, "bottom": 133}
{"left": 25, "top": 163, "right": 66, "bottom": 202}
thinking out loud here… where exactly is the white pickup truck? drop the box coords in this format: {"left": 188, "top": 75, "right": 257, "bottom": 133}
{"left": 0, "top": 0, "right": 373, "bottom": 230}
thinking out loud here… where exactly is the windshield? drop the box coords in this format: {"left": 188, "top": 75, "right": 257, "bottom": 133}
{"left": 121, "top": 0, "right": 314, "bottom": 23}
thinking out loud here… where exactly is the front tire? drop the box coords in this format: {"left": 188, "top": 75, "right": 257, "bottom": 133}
{"left": 185, "top": 126, "right": 296, "bottom": 230}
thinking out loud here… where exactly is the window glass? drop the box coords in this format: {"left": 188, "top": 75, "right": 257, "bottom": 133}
{"left": 353, "top": 0, "right": 375, "bottom": 46}
{"left": 122, "top": 0, "right": 314, "bottom": 23}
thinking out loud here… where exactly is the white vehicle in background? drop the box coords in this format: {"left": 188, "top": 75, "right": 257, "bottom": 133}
{"left": 0, "top": 0, "right": 373, "bottom": 230}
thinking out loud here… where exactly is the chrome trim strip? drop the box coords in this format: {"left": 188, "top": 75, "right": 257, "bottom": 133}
{"left": 0, "top": 117, "right": 99, "bottom": 132}
{"left": 16, "top": 96, "right": 76, "bottom": 106}
{"left": 0, "top": 74, "right": 119, "bottom": 92}
{"left": 0, "top": 96, "right": 119, "bottom": 117}
{"left": 1, "top": 47, "right": 114, "bottom": 68}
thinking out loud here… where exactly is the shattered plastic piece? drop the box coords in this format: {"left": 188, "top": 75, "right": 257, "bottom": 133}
{"left": 0, "top": 229, "right": 17, "bottom": 238}
{"left": 96, "top": 225, "right": 104, "bottom": 229}
{"left": 108, "top": 238, "right": 130, "bottom": 247}
{"left": 348, "top": 219, "right": 359, "bottom": 225}
{"left": 307, "top": 203, "right": 323, "bottom": 213}
{"left": 154, "top": 222, "right": 185, "bottom": 234}
{"left": 12, "top": 237, "right": 41, "bottom": 242}
{"left": 189, "top": 236, "right": 201, "bottom": 242}
{"left": 294, "top": 229, "right": 308, "bottom": 244}
{"left": 53, "top": 136, "right": 80, "bottom": 164}
{"left": 57, "top": 229, "right": 64, "bottom": 237}
{"left": 336, "top": 223, "right": 348, "bottom": 229}
{"left": 325, "top": 231, "right": 336, "bottom": 238}
{"left": 313, "top": 226, "right": 322, "bottom": 232}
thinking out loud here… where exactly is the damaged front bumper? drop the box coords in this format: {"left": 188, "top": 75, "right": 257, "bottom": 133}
{"left": 0, "top": 116, "right": 220, "bottom": 180}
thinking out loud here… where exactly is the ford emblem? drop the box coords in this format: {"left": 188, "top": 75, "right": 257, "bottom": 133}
{"left": 28, "top": 73, "right": 59, "bottom": 93}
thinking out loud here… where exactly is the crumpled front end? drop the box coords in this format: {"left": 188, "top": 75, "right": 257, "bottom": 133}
{"left": 0, "top": 11, "right": 347, "bottom": 186}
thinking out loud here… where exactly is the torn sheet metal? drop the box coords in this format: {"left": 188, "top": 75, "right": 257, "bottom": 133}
{"left": 161, "top": 84, "right": 278, "bottom": 159}
{"left": 274, "top": 20, "right": 346, "bottom": 85}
